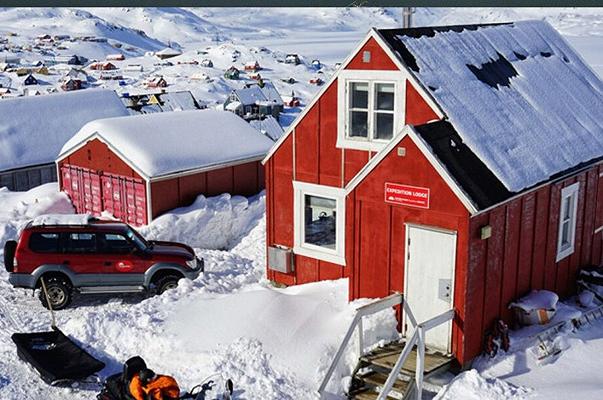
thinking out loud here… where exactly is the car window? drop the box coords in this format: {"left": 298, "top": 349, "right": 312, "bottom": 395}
{"left": 64, "top": 232, "right": 97, "bottom": 253}
{"left": 99, "top": 233, "right": 134, "bottom": 254}
{"left": 29, "top": 233, "right": 60, "bottom": 253}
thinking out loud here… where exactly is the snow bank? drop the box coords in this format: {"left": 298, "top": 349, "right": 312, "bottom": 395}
{"left": 435, "top": 369, "right": 532, "bottom": 400}
{"left": 140, "top": 191, "right": 266, "bottom": 251}
{"left": 0, "top": 183, "right": 74, "bottom": 250}
{"left": 30, "top": 213, "right": 91, "bottom": 226}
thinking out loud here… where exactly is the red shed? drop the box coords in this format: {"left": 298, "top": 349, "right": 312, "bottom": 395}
{"left": 263, "top": 21, "right": 603, "bottom": 367}
{"left": 57, "top": 110, "right": 274, "bottom": 226}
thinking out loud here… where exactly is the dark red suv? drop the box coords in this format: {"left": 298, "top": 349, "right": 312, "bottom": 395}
{"left": 4, "top": 218, "right": 203, "bottom": 310}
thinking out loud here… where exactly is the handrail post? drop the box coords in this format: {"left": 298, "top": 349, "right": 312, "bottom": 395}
{"left": 377, "top": 331, "right": 418, "bottom": 400}
{"left": 415, "top": 326, "right": 426, "bottom": 400}
{"left": 357, "top": 317, "right": 364, "bottom": 356}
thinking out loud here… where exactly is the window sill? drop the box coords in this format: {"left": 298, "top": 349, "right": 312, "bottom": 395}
{"left": 293, "top": 244, "right": 346, "bottom": 266}
{"left": 336, "top": 137, "right": 388, "bottom": 152}
{"left": 555, "top": 246, "right": 574, "bottom": 263}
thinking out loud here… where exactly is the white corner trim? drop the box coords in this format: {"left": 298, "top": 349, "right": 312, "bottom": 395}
{"left": 556, "top": 182, "right": 580, "bottom": 263}
{"left": 344, "top": 125, "right": 479, "bottom": 215}
{"left": 293, "top": 181, "right": 346, "bottom": 266}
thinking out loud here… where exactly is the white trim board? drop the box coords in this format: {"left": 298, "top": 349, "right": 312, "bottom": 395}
{"left": 344, "top": 125, "right": 478, "bottom": 215}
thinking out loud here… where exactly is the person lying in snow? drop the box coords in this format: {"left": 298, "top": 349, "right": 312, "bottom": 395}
{"left": 129, "top": 368, "right": 180, "bottom": 400}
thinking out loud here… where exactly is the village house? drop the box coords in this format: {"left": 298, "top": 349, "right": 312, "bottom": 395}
{"left": 22, "top": 74, "right": 38, "bottom": 85}
{"left": 262, "top": 21, "right": 603, "bottom": 371}
{"left": 90, "top": 61, "right": 117, "bottom": 71}
{"left": 224, "top": 66, "right": 240, "bottom": 80}
{"left": 285, "top": 53, "right": 301, "bottom": 65}
{"left": 61, "top": 78, "right": 82, "bottom": 91}
{"left": 144, "top": 76, "right": 168, "bottom": 88}
{"left": 244, "top": 60, "right": 261, "bottom": 72}
{"left": 57, "top": 110, "right": 274, "bottom": 225}
{"left": 120, "top": 90, "right": 206, "bottom": 114}
{"left": 106, "top": 53, "right": 125, "bottom": 61}
{"left": 155, "top": 47, "right": 182, "bottom": 60}
{"left": 223, "top": 81, "right": 284, "bottom": 120}
{"left": 0, "top": 89, "right": 129, "bottom": 191}
{"left": 200, "top": 58, "right": 213, "bottom": 67}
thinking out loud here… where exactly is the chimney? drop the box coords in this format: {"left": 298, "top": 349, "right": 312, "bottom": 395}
{"left": 403, "top": 7, "right": 413, "bottom": 29}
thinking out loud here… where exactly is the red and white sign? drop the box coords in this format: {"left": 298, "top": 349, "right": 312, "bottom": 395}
{"left": 384, "top": 183, "right": 430, "bottom": 209}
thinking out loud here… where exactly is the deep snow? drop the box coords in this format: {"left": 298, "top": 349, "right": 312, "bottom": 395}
{"left": 0, "top": 184, "right": 399, "bottom": 399}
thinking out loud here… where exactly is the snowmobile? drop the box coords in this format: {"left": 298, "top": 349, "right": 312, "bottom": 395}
{"left": 97, "top": 356, "right": 234, "bottom": 400}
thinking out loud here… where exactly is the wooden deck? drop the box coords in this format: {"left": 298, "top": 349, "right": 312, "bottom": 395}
{"left": 360, "top": 341, "right": 451, "bottom": 376}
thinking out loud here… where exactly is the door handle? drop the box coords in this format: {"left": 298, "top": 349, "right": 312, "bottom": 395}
{"left": 63, "top": 260, "right": 70, "bottom": 265}
{"left": 104, "top": 261, "right": 112, "bottom": 266}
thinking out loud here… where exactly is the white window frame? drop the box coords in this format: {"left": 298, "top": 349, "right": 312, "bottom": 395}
{"left": 337, "top": 69, "right": 406, "bottom": 152}
{"left": 556, "top": 182, "right": 580, "bottom": 262}
{"left": 293, "top": 181, "right": 346, "bottom": 266}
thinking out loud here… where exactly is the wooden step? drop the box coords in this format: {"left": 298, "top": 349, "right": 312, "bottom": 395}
{"left": 351, "top": 390, "right": 399, "bottom": 400}
{"left": 361, "top": 371, "right": 410, "bottom": 394}
{"left": 361, "top": 342, "right": 452, "bottom": 376}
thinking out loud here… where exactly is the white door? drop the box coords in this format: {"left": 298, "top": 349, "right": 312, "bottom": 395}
{"left": 404, "top": 224, "right": 456, "bottom": 353}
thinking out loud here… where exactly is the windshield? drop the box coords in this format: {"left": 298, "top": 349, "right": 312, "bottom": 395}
{"left": 126, "top": 227, "right": 150, "bottom": 250}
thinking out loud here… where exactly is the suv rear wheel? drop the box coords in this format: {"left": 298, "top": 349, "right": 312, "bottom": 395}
{"left": 154, "top": 274, "right": 180, "bottom": 295}
{"left": 39, "top": 277, "right": 72, "bottom": 310}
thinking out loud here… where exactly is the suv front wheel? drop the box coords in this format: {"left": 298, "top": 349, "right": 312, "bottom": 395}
{"left": 39, "top": 277, "right": 73, "bottom": 310}
{"left": 154, "top": 274, "right": 181, "bottom": 295}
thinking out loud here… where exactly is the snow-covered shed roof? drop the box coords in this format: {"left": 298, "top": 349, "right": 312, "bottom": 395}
{"left": 249, "top": 115, "right": 284, "bottom": 141}
{"left": 378, "top": 20, "right": 603, "bottom": 192}
{"left": 0, "top": 89, "right": 129, "bottom": 173}
{"left": 59, "top": 110, "right": 275, "bottom": 179}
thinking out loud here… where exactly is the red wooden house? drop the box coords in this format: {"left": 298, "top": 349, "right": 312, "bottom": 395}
{"left": 57, "top": 110, "right": 274, "bottom": 226}
{"left": 263, "top": 21, "right": 603, "bottom": 367}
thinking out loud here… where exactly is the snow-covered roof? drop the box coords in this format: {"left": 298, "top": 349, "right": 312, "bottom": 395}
{"left": 156, "top": 47, "right": 182, "bottom": 57}
{"left": 0, "top": 89, "right": 129, "bottom": 172}
{"left": 249, "top": 116, "right": 284, "bottom": 141}
{"left": 379, "top": 20, "right": 603, "bottom": 192}
{"left": 59, "top": 110, "right": 275, "bottom": 178}
{"left": 233, "top": 82, "right": 283, "bottom": 106}
{"left": 160, "top": 91, "right": 198, "bottom": 111}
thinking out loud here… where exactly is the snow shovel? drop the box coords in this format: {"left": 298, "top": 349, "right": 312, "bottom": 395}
{"left": 11, "top": 277, "right": 105, "bottom": 385}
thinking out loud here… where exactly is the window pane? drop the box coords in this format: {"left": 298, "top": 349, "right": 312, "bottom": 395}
{"left": 374, "top": 113, "right": 394, "bottom": 140}
{"left": 350, "top": 111, "right": 368, "bottom": 137}
{"left": 375, "top": 83, "right": 394, "bottom": 111}
{"left": 561, "top": 221, "right": 570, "bottom": 246}
{"left": 100, "top": 233, "right": 133, "bottom": 254}
{"left": 65, "top": 233, "right": 96, "bottom": 253}
{"left": 304, "top": 194, "right": 336, "bottom": 250}
{"left": 562, "top": 197, "right": 571, "bottom": 220}
{"left": 350, "top": 82, "right": 368, "bottom": 109}
{"left": 29, "top": 233, "right": 59, "bottom": 253}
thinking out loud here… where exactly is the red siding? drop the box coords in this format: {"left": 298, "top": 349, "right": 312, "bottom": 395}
{"left": 463, "top": 165, "right": 602, "bottom": 365}
{"left": 346, "top": 37, "right": 398, "bottom": 71}
{"left": 405, "top": 83, "right": 440, "bottom": 125}
{"left": 150, "top": 160, "right": 264, "bottom": 218}
{"left": 349, "top": 135, "right": 470, "bottom": 364}
{"left": 58, "top": 138, "right": 142, "bottom": 180}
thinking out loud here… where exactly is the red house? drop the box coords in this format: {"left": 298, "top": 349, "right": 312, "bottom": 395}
{"left": 57, "top": 110, "right": 274, "bottom": 226}
{"left": 263, "top": 21, "right": 603, "bottom": 366}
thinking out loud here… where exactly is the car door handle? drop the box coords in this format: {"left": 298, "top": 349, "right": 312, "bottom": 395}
{"left": 104, "top": 261, "right": 112, "bottom": 266}
{"left": 63, "top": 260, "right": 70, "bottom": 265}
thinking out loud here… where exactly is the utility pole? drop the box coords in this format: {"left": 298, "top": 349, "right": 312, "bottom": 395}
{"left": 403, "top": 7, "right": 413, "bottom": 29}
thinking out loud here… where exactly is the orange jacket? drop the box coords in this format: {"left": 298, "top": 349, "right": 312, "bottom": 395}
{"left": 129, "top": 374, "right": 180, "bottom": 400}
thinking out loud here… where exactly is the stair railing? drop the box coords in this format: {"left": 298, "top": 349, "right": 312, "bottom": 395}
{"left": 318, "top": 293, "right": 404, "bottom": 396}
{"left": 377, "top": 308, "right": 455, "bottom": 400}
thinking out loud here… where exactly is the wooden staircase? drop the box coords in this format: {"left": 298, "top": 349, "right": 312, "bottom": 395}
{"left": 348, "top": 341, "right": 453, "bottom": 400}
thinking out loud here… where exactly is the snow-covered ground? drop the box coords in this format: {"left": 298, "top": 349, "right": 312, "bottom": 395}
{"left": 0, "top": 184, "right": 398, "bottom": 399}
{"left": 1, "top": 7, "right": 603, "bottom": 400}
